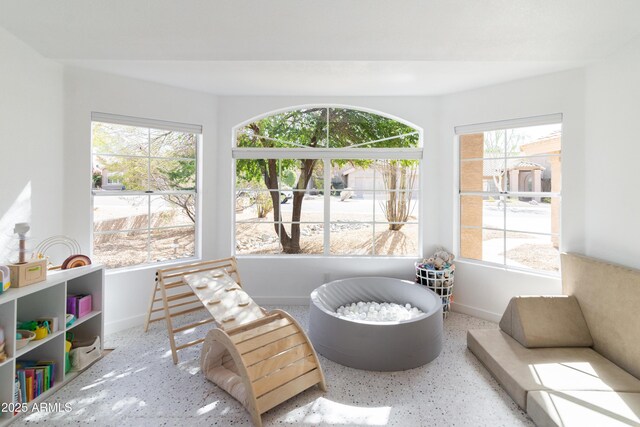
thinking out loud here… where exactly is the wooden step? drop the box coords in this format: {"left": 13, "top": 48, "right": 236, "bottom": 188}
{"left": 256, "top": 368, "right": 322, "bottom": 413}
{"left": 231, "top": 317, "right": 291, "bottom": 344}
{"left": 252, "top": 355, "right": 317, "bottom": 397}
{"left": 236, "top": 324, "right": 299, "bottom": 354}
{"left": 246, "top": 343, "right": 312, "bottom": 381}
{"left": 241, "top": 333, "right": 308, "bottom": 367}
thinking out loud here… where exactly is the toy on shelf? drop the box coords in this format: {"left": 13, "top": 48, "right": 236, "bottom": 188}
{"left": 0, "top": 326, "right": 7, "bottom": 362}
{"left": 8, "top": 223, "right": 47, "bottom": 288}
{"left": 65, "top": 314, "right": 76, "bottom": 328}
{"left": 15, "top": 330, "right": 36, "bottom": 350}
{"left": 0, "top": 265, "right": 10, "bottom": 294}
{"left": 69, "top": 336, "right": 101, "bottom": 371}
{"left": 33, "top": 235, "right": 91, "bottom": 270}
{"left": 18, "top": 320, "right": 51, "bottom": 341}
{"left": 15, "top": 223, "right": 29, "bottom": 264}
{"left": 67, "top": 294, "right": 92, "bottom": 318}
{"left": 36, "top": 316, "right": 59, "bottom": 333}
{"left": 64, "top": 333, "right": 73, "bottom": 373}
{"left": 61, "top": 254, "right": 91, "bottom": 270}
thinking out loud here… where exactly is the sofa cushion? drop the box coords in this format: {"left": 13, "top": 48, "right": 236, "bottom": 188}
{"left": 467, "top": 329, "right": 640, "bottom": 410}
{"left": 499, "top": 295, "right": 593, "bottom": 348}
{"left": 527, "top": 390, "right": 640, "bottom": 427}
{"left": 562, "top": 253, "right": 640, "bottom": 380}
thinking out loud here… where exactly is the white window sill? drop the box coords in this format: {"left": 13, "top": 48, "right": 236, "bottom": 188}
{"left": 104, "top": 256, "right": 201, "bottom": 276}
{"left": 455, "top": 258, "right": 561, "bottom": 279}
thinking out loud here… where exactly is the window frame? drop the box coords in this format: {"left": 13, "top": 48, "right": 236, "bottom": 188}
{"left": 90, "top": 113, "right": 202, "bottom": 271}
{"left": 455, "top": 114, "right": 562, "bottom": 276}
{"left": 231, "top": 105, "right": 424, "bottom": 258}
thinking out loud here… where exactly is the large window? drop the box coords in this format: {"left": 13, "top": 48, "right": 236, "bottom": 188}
{"left": 233, "top": 107, "right": 422, "bottom": 256}
{"left": 91, "top": 113, "right": 200, "bottom": 269}
{"left": 457, "top": 115, "right": 562, "bottom": 273}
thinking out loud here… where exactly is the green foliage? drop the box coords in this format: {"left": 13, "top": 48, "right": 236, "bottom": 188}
{"left": 281, "top": 169, "right": 297, "bottom": 188}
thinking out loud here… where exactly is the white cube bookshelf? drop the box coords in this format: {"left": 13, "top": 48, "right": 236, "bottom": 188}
{"left": 0, "top": 264, "right": 104, "bottom": 425}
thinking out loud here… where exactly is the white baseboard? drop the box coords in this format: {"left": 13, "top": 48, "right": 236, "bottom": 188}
{"left": 105, "top": 313, "right": 147, "bottom": 335}
{"left": 451, "top": 302, "right": 501, "bottom": 323}
{"left": 253, "top": 296, "right": 310, "bottom": 306}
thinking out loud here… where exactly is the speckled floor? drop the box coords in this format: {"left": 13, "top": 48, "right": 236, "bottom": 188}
{"left": 15, "top": 307, "right": 533, "bottom": 426}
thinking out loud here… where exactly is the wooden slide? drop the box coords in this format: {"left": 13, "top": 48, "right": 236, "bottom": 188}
{"left": 180, "top": 261, "right": 326, "bottom": 427}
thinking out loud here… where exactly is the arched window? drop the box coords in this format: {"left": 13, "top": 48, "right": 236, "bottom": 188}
{"left": 233, "top": 106, "right": 422, "bottom": 256}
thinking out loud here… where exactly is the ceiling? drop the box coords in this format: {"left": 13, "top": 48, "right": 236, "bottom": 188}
{"left": 2, "top": 0, "right": 639, "bottom": 95}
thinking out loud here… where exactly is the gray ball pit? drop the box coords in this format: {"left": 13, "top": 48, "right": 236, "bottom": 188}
{"left": 309, "top": 276, "right": 443, "bottom": 371}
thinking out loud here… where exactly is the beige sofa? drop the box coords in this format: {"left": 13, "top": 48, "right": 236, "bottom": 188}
{"left": 468, "top": 253, "right": 640, "bottom": 426}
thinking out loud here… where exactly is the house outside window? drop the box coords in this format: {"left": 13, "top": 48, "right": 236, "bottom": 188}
{"left": 457, "top": 114, "right": 562, "bottom": 274}
{"left": 91, "top": 113, "right": 201, "bottom": 269}
{"left": 233, "top": 106, "right": 423, "bottom": 257}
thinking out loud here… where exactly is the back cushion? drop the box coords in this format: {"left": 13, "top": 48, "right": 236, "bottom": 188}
{"left": 562, "top": 253, "right": 640, "bottom": 379}
{"left": 499, "top": 295, "right": 593, "bottom": 348}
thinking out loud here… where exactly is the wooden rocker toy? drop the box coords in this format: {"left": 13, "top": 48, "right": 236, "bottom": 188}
{"left": 147, "top": 258, "right": 326, "bottom": 427}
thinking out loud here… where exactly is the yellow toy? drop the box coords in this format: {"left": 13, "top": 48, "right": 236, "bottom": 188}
{"left": 0, "top": 265, "right": 10, "bottom": 294}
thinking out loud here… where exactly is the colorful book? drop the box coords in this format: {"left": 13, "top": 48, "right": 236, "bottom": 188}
{"left": 25, "top": 374, "right": 33, "bottom": 402}
{"left": 16, "top": 360, "right": 57, "bottom": 401}
{"left": 18, "top": 370, "right": 26, "bottom": 403}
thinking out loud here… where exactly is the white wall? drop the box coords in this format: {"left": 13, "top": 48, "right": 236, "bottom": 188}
{"left": 584, "top": 36, "right": 640, "bottom": 270}
{"left": 439, "top": 69, "right": 587, "bottom": 321}
{"left": 62, "top": 68, "right": 217, "bottom": 333}
{"left": 0, "top": 27, "right": 64, "bottom": 263}
{"left": 4, "top": 23, "right": 638, "bottom": 333}
{"left": 60, "top": 40, "right": 640, "bottom": 331}
{"left": 216, "top": 97, "right": 440, "bottom": 305}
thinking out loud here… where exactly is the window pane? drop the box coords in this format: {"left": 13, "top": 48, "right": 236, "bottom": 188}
{"left": 150, "top": 159, "right": 196, "bottom": 191}
{"left": 150, "top": 129, "right": 196, "bottom": 158}
{"left": 150, "top": 195, "right": 196, "bottom": 228}
{"left": 151, "top": 227, "right": 195, "bottom": 263}
{"left": 460, "top": 195, "right": 504, "bottom": 230}
{"left": 93, "top": 196, "right": 148, "bottom": 232}
{"left": 329, "top": 108, "right": 419, "bottom": 148}
{"left": 373, "top": 223, "right": 419, "bottom": 256}
{"left": 93, "top": 230, "right": 149, "bottom": 269}
{"left": 460, "top": 228, "right": 504, "bottom": 264}
{"left": 374, "top": 191, "right": 419, "bottom": 223}
{"left": 460, "top": 158, "right": 506, "bottom": 192}
{"left": 330, "top": 223, "right": 373, "bottom": 255}
{"left": 280, "top": 191, "right": 323, "bottom": 223}
{"left": 235, "top": 190, "right": 279, "bottom": 221}
{"left": 283, "top": 159, "right": 324, "bottom": 191}
{"left": 375, "top": 160, "right": 419, "bottom": 191}
{"left": 235, "top": 221, "right": 281, "bottom": 255}
{"left": 331, "top": 160, "right": 377, "bottom": 191}
{"left": 280, "top": 223, "right": 324, "bottom": 254}
{"left": 91, "top": 122, "right": 148, "bottom": 156}
{"left": 93, "top": 155, "right": 148, "bottom": 191}
{"left": 236, "top": 159, "right": 271, "bottom": 190}
{"left": 505, "top": 231, "right": 560, "bottom": 273}
{"left": 331, "top": 191, "right": 374, "bottom": 222}
{"left": 505, "top": 124, "right": 561, "bottom": 157}
{"left": 236, "top": 108, "right": 328, "bottom": 148}
{"left": 505, "top": 196, "right": 559, "bottom": 234}
{"left": 506, "top": 156, "right": 561, "bottom": 193}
